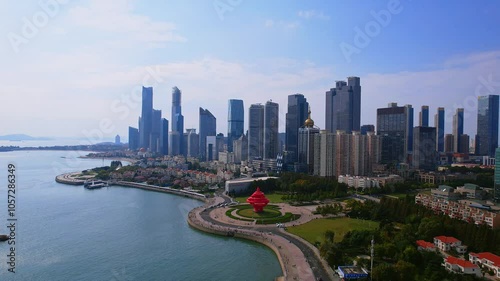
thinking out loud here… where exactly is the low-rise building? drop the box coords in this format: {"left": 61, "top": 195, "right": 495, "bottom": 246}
{"left": 416, "top": 240, "right": 436, "bottom": 252}
{"left": 431, "top": 185, "right": 461, "bottom": 201}
{"left": 469, "top": 252, "right": 500, "bottom": 279}
{"left": 443, "top": 256, "right": 481, "bottom": 277}
{"left": 434, "top": 236, "right": 467, "bottom": 254}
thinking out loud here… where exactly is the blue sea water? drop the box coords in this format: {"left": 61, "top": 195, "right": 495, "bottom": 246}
{"left": 0, "top": 151, "right": 282, "bottom": 281}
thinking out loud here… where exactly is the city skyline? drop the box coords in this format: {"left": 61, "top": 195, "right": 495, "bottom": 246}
{"left": 2, "top": 1, "right": 500, "bottom": 142}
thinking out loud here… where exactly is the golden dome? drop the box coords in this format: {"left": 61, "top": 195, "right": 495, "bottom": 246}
{"left": 304, "top": 108, "right": 314, "bottom": 127}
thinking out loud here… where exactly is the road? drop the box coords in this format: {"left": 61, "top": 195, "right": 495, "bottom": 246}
{"left": 199, "top": 193, "right": 337, "bottom": 281}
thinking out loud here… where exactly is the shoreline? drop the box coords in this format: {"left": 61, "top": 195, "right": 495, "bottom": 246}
{"left": 55, "top": 173, "right": 327, "bottom": 281}
{"left": 78, "top": 155, "right": 136, "bottom": 165}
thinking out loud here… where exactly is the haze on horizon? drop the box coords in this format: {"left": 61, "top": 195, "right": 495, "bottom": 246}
{"left": 1, "top": 0, "right": 500, "bottom": 142}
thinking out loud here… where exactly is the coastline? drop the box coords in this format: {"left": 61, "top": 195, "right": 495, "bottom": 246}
{"left": 55, "top": 173, "right": 327, "bottom": 281}
{"left": 78, "top": 155, "right": 136, "bottom": 165}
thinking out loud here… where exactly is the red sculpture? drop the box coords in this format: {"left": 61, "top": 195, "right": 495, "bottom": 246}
{"left": 246, "top": 187, "right": 270, "bottom": 213}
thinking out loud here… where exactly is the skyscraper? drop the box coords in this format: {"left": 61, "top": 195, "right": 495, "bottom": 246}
{"left": 248, "top": 104, "right": 264, "bottom": 160}
{"left": 228, "top": 99, "right": 244, "bottom": 153}
{"left": 199, "top": 107, "right": 216, "bottom": 160}
{"left": 419, "top": 105, "right": 429, "bottom": 127}
{"left": 377, "top": 103, "right": 413, "bottom": 164}
{"left": 285, "top": 94, "right": 309, "bottom": 163}
{"left": 160, "top": 118, "right": 169, "bottom": 155}
{"left": 263, "top": 101, "right": 279, "bottom": 160}
{"left": 494, "top": 148, "right": 500, "bottom": 202}
{"left": 128, "top": 127, "right": 139, "bottom": 150}
{"left": 150, "top": 109, "right": 162, "bottom": 153}
{"left": 171, "top": 87, "right": 184, "bottom": 156}
{"left": 434, "top": 107, "right": 445, "bottom": 152}
{"left": 298, "top": 109, "right": 319, "bottom": 173}
{"left": 233, "top": 134, "right": 248, "bottom": 163}
{"left": 476, "top": 95, "right": 499, "bottom": 157}
{"left": 360, "top": 125, "right": 375, "bottom": 135}
{"left": 139, "top": 86, "right": 153, "bottom": 149}
{"left": 206, "top": 134, "right": 224, "bottom": 161}
{"left": 453, "top": 108, "right": 464, "bottom": 153}
{"left": 325, "top": 76, "right": 361, "bottom": 134}
{"left": 185, "top": 129, "right": 199, "bottom": 158}
{"left": 413, "top": 126, "right": 437, "bottom": 170}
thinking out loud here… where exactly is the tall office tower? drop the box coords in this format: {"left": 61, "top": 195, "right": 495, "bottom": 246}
{"left": 413, "top": 126, "right": 437, "bottom": 170}
{"left": 233, "top": 134, "right": 248, "bottom": 163}
{"left": 199, "top": 107, "right": 216, "bottom": 161}
{"left": 263, "top": 101, "right": 279, "bottom": 160}
{"left": 419, "top": 106, "right": 429, "bottom": 127}
{"left": 453, "top": 108, "right": 464, "bottom": 153}
{"left": 171, "top": 87, "right": 185, "bottom": 155}
{"left": 139, "top": 86, "right": 153, "bottom": 149}
{"left": 377, "top": 103, "right": 413, "bottom": 164}
{"left": 335, "top": 131, "right": 351, "bottom": 177}
{"left": 444, "top": 134, "right": 454, "bottom": 153}
{"left": 460, "top": 134, "right": 470, "bottom": 155}
{"left": 206, "top": 134, "right": 224, "bottom": 161}
{"left": 285, "top": 94, "right": 309, "bottom": 163}
{"left": 366, "top": 132, "right": 382, "bottom": 173}
{"left": 115, "top": 135, "right": 121, "bottom": 144}
{"left": 325, "top": 76, "right": 361, "bottom": 134}
{"left": 168, "top": 131, "right": 180, "bottom": 156}
{"left": 298, "top": 109, "right": 320, "bottom": 173}
{"left": 360, "top": 124, "right": 375, "bottom": 135}
{"left": 350, "top": 131, "right": 369, "bottom": 176}
{"left": 185, "top": 129, "right": 199, "bottom": 158}
{"left": 248, "top": 104, "right": 265, "bottom": 160}
{"left": 476, "top": 95, "right": 499, "bottom": 157}
{"left": 160, "top": 119, "right": 169, "bottom": 155}
{"left": 227, "top": 99, "right": 244, "bottom": 153}
{"left": 494, "top": 148, "right": 500, "bottom": 202}
{"left": 434, "top": 107, "right": 445, "bottom": 152}
{"left": 150, "top": 109, "right": 162, "bottom": 153}
{"left": 128, "top": 127, "right": 139, "bottom": 150}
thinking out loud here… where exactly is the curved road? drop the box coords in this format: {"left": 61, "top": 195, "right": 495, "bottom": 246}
{"left": 200, "top": 193, "right": 336, "bottom": 281}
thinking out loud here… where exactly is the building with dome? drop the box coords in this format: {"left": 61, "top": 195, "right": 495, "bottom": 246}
{"left": 298, "top": 107, "right": 320, "bottom": 173}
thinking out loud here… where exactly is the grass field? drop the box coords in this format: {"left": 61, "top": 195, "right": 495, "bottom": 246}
{"left": 287, "top": 217, "right": 379, "bottom": 245}
{"left": 234, "top": 193, "right": 286, "bottom": 204}
{"left": 237, "top": 208, "right": 282, "bottom": 218}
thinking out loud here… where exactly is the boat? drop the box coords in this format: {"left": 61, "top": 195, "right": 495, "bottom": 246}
{"left": 84, "top": 180, "right": 108, "bottom": 190}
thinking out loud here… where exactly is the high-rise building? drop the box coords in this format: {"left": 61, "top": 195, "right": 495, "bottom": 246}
{"left": 139, "top": 86, "right": 153, "bottom": 149}
{"left": 285, "top": 94, "right": 309, "bottom": 163}
{"left": 263, "top": 101, "right": 279, "bottom": 160}
{"left": 185, "top": 129, "right": 199, "bottom": 158}
{"left": 128, "top": 127, "right": 139, "bottom": 150}
{"left": 494, "top": 148, "right": 500, "bottom": 202}
{"left": 150, "top": 109, "right": 162, "bottom": 153}
{"left": 199, "top": 107, "right": 216, "bottom": 161}
{"left": 206, "top": 134, "right": 224, "bottom": 161}
{"left": 476, "top": 95, "right": 499, "bottom": 157}
{"left": 377, "top": 103, "right": 413, "bottom": 164}
{"left": 298, "top": 109, "right": 319, "bottom": 173}
{"left": 171, "top": 87, "right": 184, "bottom": 156}
{"left": 248, "top": 104, "right": 264, "bottom": 160}
{"left": 444, "top": 134, "right": 454, "bottom": 153}
{"left": 160, "top": 119, "right": 169, "bottom": 155}
{"left": 413, "top": 126, "right": 437, "bottom": 170}
{"left": 168, "top": 131, "right": 180, "bottom": 156}
{"left": 419, "top": 105, "right": 429, "bottom": 127}
{"left": 434, "top": 107, "right": 445, "bottom": 152}
{"left": 453, "top": 108, "right": 464, "bottom": 153}
{"left": 228, "top": 99, "right": 244, "bottom": 153}
{"left": 115, "top": 135, "right": 121, "bottom": 144}
{"left": 460, "top": 134, "right": 470, "bottom": 155}
{"left": 360, "top": 124, "right": 375, "bottom": 135}
{"left": 325, "top": 76, "right": 361, "bottom": 134}
{"left": 233, "top": 134, "right": 248, "bottom": 163}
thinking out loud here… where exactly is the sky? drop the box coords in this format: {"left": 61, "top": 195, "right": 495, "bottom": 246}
{"left": 1, "top": 0, "right": 500, "bottom": 143}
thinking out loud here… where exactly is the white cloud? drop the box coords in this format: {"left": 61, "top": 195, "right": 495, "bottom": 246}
{"left": 67, "top": 0, "right": 186, "bottom": 47}
{"left": 298, "top": 10, "right": 330, "bottom": 20}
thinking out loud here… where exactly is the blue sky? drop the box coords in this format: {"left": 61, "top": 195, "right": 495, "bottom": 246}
{"left": 1, "top": 0, "right": 500, "bottom": 142}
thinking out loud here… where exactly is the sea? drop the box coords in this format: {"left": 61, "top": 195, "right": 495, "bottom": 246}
{"left": 0, "top": 150, "right": 282, "bottom": 281}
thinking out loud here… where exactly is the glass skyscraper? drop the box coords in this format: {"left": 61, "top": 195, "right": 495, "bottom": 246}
{"left": 140, "top": 86, "right": 153, "bottom": 149}
{"left": 434, "top": 107, "right": 445, "bottom": 152}
{"left": 419, "top": 105, "right": 429, "bottom": 127}
{"left": 495, "top": 148, "right": 500, "bottom": 202}
{"left": 325, "top": 76, "right": 361, "bottom": 134}
{"left": 199, "top": 107, "right": 216, "bottom": 160}
{"left": 377, "top": 103, "right": 413, "bottom": 164}
{"left": 227, "top": 99, "right": 244, "bottom": 153}
{"left": 171, "top": 87, "right": 184, "bottom": 156}
{"left": 263, "top": 101, "right": 279, "bottom": 160}
{"left": 453, "top": 108, "right": 464, "bottom": 153}
{"left": 285, "top": 94, "right": 309, "bottom": 163}
{"left": 476, "top": 95, "right": 499, "bottom": 157}
{"left": 248, "top": 104, "right": 264, "bottom": 160}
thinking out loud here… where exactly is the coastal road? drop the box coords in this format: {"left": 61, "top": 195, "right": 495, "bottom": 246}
{"left": 200, "top": 194, "right": 337, "bottom": 281}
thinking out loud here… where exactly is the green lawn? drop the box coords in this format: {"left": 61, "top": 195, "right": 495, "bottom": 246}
{"left": 237, "top": 207, "right": 282, "bottom": 219}
{"left": 234, "top": 193, "right": 286, "bottom": 204}
{"left": 287, "top": 217, "right": 379, "bottom": 245}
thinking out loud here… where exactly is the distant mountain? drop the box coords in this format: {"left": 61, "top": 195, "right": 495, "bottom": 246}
{"left": 0, "top": 134, "right": 53, "bottom": 141}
